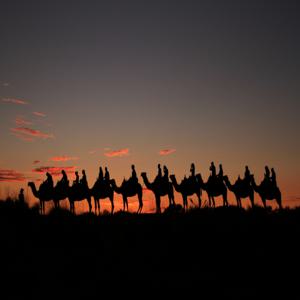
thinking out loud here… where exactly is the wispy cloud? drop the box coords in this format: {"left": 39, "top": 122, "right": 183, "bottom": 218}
{"left": 104, "top": 148, "right": 129, "bottom": 158}
{"left": 33, "top": 160, "right": 41, "bottom": 165}
{"left": 2, "top": 83, "right": 9, "bottom": 87}
{"left": 11, "top": 127, "right": 54, "bottom": 140}
{"left": 0, "top": 169, "right": 26, "bottom": 182}
{"left": 89, "top": 150, "right": 97, "bottom": 155}
{"left": 159, "top": 149, "right": 176, "bottom": 156}
{"left": 33, "top": 111, "right": 46, "bottom": 117}
{"left": 2, "top": 98, "right": 29, "bottom": 105}
{"left": 50, "top": 156, "right": 79, "bottom": 162}
{"left": 32, "top": 166, "right": 76, "bottom": 176}
{"left": 15, "top": 116, "right": 33, "bottom": 126}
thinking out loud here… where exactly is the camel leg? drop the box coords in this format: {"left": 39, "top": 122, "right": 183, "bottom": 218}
{"left": 138, "top": 191, "right": 143, "bottom": 214}
{"left": 261, "top": 198, "right": 267, "bottom": 209}
{"left": 88, "top": 197, "right": 92, "bottom": 213}
{"left": 277, "top": 196, "right": 282, "bottom": 210}
{"left": 98, "top": 199, "right": 101, "bottom": 215}
{"left": 155, "top": 195, "right": 161, "bottom": 213}
{"left": 196, "top": 191, "right": 201, "bottom": 208}
{"left": 110, "top": 196, "right": 114, "bottom": 214}
{"left": 183, "top": 195, "right": 187, "bottom": 211}
{"left": 212, "top": 197, "right": 215, "bottom": 208}
{"left": 249, "top": 194, "right": 254, "bottom": 209}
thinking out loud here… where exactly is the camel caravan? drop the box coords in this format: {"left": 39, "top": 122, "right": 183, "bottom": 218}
{"left": 28, "top": 163, "right": 282, "bottom": 214}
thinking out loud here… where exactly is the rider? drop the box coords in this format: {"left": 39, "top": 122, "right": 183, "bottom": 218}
{"left": 244, "top": 166, "right": 251, "bottom": 183}
{"left": 271, "top": 168, "right": 277, "bottom": 187}
{"left": 131, "top": 164, "right": 138, "bottom": 184}
{"left": 104, "top": 167, "right": 110, "bottom": 182}
{"left": 73, "top": 171, "right": 79, "bottom": 185}
{"left": 80, "top": 169, "right": 88, "bottom": 188}
{"left": 190, "top": 163, "right": 195, "bottom": 178}
{"left": 157, "top": 164, "right": 162, "bottom": 178}
{"left": 98, "top": 166, "right": 104, "bottom": 181}
{"left": 60, "top": 170, "right": 69, "bottom": 186}
{"left": 45, "top": 172, "right": 54, "bottom": 189}
{"left": 264, "top": 166, "right": 271, "bottom": 181}
{"left": 209, "top": 162, "right": 216, "bottom": 178}
{"left": 163, "top": 165, "right": 169, "bottom": 184}
{"left": 218, "top": 164, "right": 223, "bottom": 179}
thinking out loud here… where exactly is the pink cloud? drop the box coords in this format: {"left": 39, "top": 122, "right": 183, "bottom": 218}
{"left": 159, "top": 149, "right": 176, "bottom": 156}
{"left": 0, "top": 169, "right": 26, "bottom": 182}
{"left": 15, "top": 116, "right": 33, "bottom": 126}
{"left": 89, "top": 150, "right": 97, "bottom": 155}
{"left": 32, "top": 166, "right": 76, "bottom": 177}
{"left": 33, "top": 111, "right": 46, "bottom": 117}
{"left": 2, "top": 98, "right": 29, "bottom": 105}
{"left": 50, "top": 156, "right": 79, "bottom": 162}
{"left": 11, "top": 127, "right": 54, "bottom": 140}
{"left": 33, "top": 160, "right": 41, "bottom": 165}
{"left": 104, "top": 148, "right": 129, "bottom": 158}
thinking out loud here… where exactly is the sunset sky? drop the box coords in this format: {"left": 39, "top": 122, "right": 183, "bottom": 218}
{"left": 0, "top": 0, "right": 299, "bottom": 212}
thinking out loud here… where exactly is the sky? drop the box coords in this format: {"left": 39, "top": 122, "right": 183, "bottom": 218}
{"left": 0, "top": 0, "right": 299, "bottom": 212}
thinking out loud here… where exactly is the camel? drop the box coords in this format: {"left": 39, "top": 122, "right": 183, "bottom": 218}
{"left": 196, "top": 174, "right": 228, "bottom": 207}
{"left": 250, "top": 175, "right": 282, "bottom": 209}
{"left": 28, "top": 182, "right": 54, "bottom": 214}
{"left": 110, "top": 179, "right": 143, "bottom": 213}
{"left": 68, "top": 183, "right": 92, "bottom": 214}
{"left": 169, "top": 174, "right": 201, "bottom": 210}
{"left": 91, "top": 180, "right": 114, "bottom": 215}
{"left": 223, "top": 176, "right": 254, "bottom": 208}
{"left": 141, "top": 172, "right": 175, "bottom": 213}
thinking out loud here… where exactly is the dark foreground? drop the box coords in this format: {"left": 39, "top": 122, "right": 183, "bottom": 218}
{"left": 0, "top": 200, "right": 299, "bottom": 299}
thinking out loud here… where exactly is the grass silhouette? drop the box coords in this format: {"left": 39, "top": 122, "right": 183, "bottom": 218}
{"left": 0, "top": 197, "right": 299, "bottom": 297}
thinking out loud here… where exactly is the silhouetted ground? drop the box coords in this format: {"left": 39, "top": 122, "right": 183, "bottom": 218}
{"left": 0, "top": 199, "right": 299, "bottom": 299}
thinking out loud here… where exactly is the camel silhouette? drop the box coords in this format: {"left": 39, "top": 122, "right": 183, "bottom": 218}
{"left": 169, "top": 174, "right": 201, "bottom": 210}
{"left": 223, "top": 176, "right": 254, "bottom": 208}
{"left": 141, "top": 172, "right": 175, "bottom": 213}
{"left": 28, "top": 181, "right": 92, "bottom": 214}
{"left": 91, "top": 179, "right": 114, "bottom": 215}
{"left": 68, "top": 182, "right": 92, "bottom": 214}
{"left": 28, "top": 182, "right": 54, "bottom": 214}
{"left": 196, "top": 174, "right": 228, "bottom": 207}
{"left": 250, "top": 175, "right": 282, "bottom": 209}
{"left": 110, "top": 179, "right": 143, "bottom": 213}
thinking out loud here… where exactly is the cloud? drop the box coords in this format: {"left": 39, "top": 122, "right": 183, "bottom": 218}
{"left": 89, "top": 150, "right": 97, "bottom": 155}
{"left": 2, "top": 98, "right": 28, "bottom": 105}
{"left": 159, "top": 149, "right": 176, "bottom": 156}
{"left": 0, "top": 169, "right": 26, "bottom": 182}
{"left": 50, "top": 156, "right": 79, "bottom": 162}
{"left": 33, "top": 111, "right": 46, "bottom": 117}
{"left": 33, "top": 160, "right": 41, "bottom": 165}
{"left": 104, "top": 148, "right": 129, "bottom": 158}
{"left": 2, "top": 83, "right": 9, "bottom": 87}
{"left": 15, "top": 116, "right": 33, "bottom": 126}
{"left": 11, "top": 127, "right": 54, "bottom": 140}
{"left": 32, "top": 166, "right": 76, "bottom": 176}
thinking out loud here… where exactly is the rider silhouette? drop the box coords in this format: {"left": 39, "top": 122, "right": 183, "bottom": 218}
{"left": 244, "top": 166, "right": 251, "bottom": 183}
{"left": 60, "top": 170, "right": 69, "bottom": 186}
{"left": 104, "top": 167, "right": 110, "bottom": 182}
{"left": 264, "top": 166, "right": 271, "bottom": 181}
{"left": 45, "top": 172, "right": 54, "bottom": 189}
{"left": 18, "top": 188, "right": 25, "bottom": 204}
{"left": 157, "top": 164, "right": 162, "bottom": 178}
{"left": 131, "top": 165, "right": 138, "bottom": 184}
{"left": 80, "top": 170, "right": 88, "bottom": 188}
{"left": 163, "top": 165, "right": 169, "bottom": 184}
{"left": 74, "top": 171, "right": 79, "bottom": 184}
{"left": 98, "top": 167, "right": 104, "bottom": 181}
{"left": 271, "top": 168, "right": 277, "bottom": 186}
{"left": 190, "top": 163, "right": 195, "bottom": 178}
{"left": 210, "top": 162, "right": 216, "bottom": 178}
{"left": 218, "top": 164, "right": 223, "bottom": 179}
